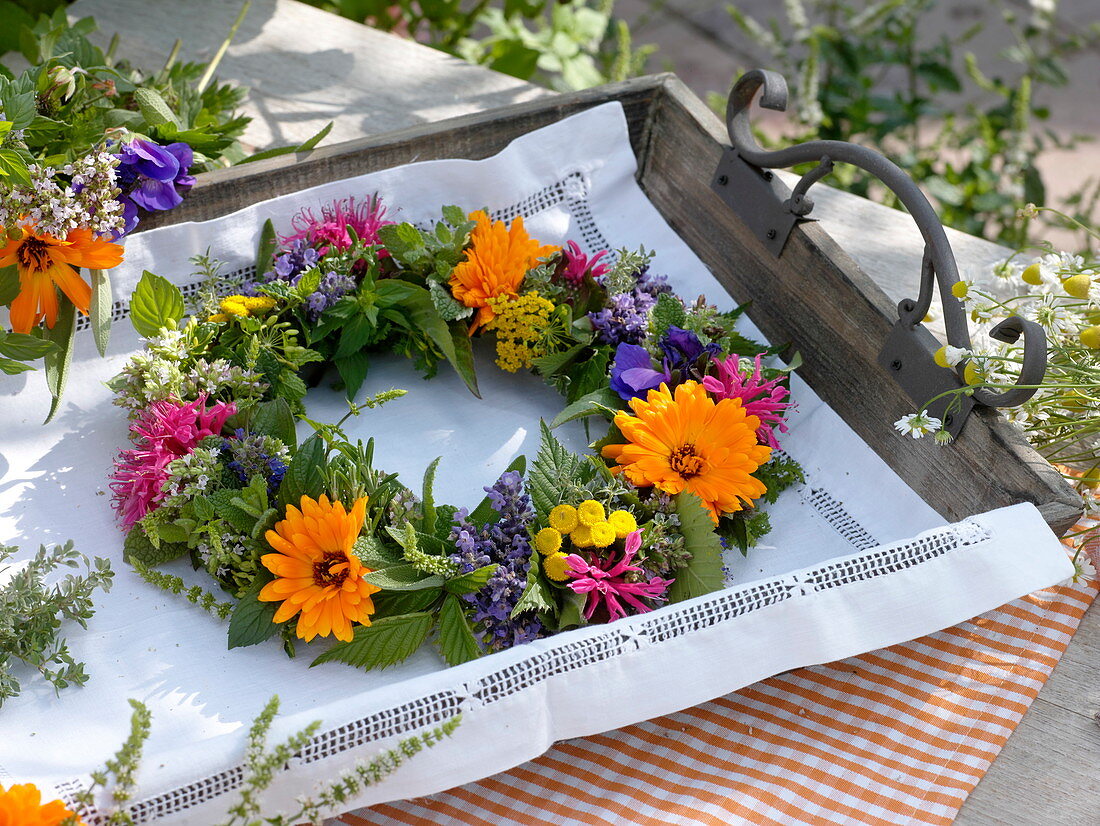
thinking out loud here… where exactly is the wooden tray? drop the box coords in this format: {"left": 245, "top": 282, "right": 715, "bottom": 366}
{"left": 142, "top": 73, "right": 1081, "bottom": 535}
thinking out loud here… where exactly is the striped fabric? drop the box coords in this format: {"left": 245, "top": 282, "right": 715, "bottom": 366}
{"left": 340, "top": 577, "right": 1096, "bottom": 826}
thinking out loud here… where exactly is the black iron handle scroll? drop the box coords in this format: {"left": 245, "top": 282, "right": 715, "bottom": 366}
{"left": 727, "top": 69, "right": 1046, "bottom": 409}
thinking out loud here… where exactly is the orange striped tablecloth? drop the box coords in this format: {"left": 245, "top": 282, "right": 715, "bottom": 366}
{"left": 339, "top": 575, "right": 1096, "bottom": 826}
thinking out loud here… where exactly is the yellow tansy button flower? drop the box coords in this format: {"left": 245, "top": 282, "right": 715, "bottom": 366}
{"left": 607, "top": 509, "right": 638, "bottom": 538}
{"left": 535, "top": 527, "right": 562, "bottom": 555}
{"left": 543, "top": 552, "right": 572, "bottom": 582}
{"left": 548, "top": 504, "right": 579, "bottom": 534}
{"left": 571, "top": 524, "right": 594, "bottom": 548}
{"left": 577, "top": 499, "right": 605, "bottom": 526}
{"left": 590, "top": 521, "right": 616, "bottom": 548}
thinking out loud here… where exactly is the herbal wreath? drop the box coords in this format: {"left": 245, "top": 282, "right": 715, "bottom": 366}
{"left": 108, "top": 196, "right": 803, "bottom": 670}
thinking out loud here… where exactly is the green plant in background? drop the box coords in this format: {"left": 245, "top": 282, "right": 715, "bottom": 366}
{"left": 717, "top": 0, "right": 1100, "bottom": 251}
{"left": 0, "top": 7, "right": 252, "bottom": 178}
{"left": 305, "top": 0, "right": 655, "bottom": 91}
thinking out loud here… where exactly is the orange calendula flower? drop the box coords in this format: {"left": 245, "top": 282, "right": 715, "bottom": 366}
{"left": 602, "top": 380, "right": 772, "bottom": 523}
{"left": 0, "top": 225, "right": 124, "bottom": 334}
{"left": 449, "top": 209, "right": 559, "bottom": 334}
{"left": 0, "top": 782, "right": 82, "bottom": 826}
{"left": 259, "top": 494, "right": 381, "bottom": 643}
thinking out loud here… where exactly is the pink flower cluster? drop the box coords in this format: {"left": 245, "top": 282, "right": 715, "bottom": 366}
{"left": 281, "top": 195, "right": 391, "bottom": 254}
{"left": 110, "top": 395, "right": 236, "bottom": 529}
{"left": 559, "top": 240, "right": 610, "bottom": 286}
{"left": 702, "top": 354, "right": 794, "bottom": 448}
{"left": 564, "top": 531, "right": 673, "bottom": 622}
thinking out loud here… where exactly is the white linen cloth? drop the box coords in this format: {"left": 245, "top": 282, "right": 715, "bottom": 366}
{"left": 0, "top": 103, "right": 1072, "bottom": 823}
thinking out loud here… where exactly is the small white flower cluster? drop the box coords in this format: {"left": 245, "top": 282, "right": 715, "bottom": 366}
{"left": 161, "top": 443, "right": 223, "bottom": 507}
{"left": 109, "top": 328, "right": 267, "bottom": 414}
{"left": 0, "top": 150, "right": 126, "bottom": 238}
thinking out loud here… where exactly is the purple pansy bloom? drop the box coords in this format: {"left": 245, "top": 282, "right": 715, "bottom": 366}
{"left": 609, "top": 343, "right": 671, "bottom": 401}
{"left": 659, "top": 326, "right": 720, "bottom": 373}
{"left": 113, "top": 139, "right": 196, "bottom": 235}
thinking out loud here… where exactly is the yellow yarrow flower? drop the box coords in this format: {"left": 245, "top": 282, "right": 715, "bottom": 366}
{"left": 590, "top": 521, "right": 616, "bottom": 548}
{"left": 535, "top": 527, "right": 562, "bottom": 555}
{"left": 571, "top": 524, "right": 594, "bottom": 548}
{"left": 576, "top": 499, "right": 605, "bottom": 526}
{"left": 548, "top": 504, "right": 579, "bottom": 534}
{"left": 206, "top": 312, "right": 231, "bottom": 323}
{"left": 607, "top": 509, "right": 638, "bottom": 538}
{"left": 484, "top": 291, "right": 555, "bottom": 372}
{"left": 543, "top": 552, "right": 572, "bottom": 582}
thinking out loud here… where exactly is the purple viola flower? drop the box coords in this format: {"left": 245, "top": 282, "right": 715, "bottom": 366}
{"left": 659, "top": 326, "right": 720, "bottom": 373}
{"left": 112, "top": 139, "right": 197, "bottom": 235}
{"left": 163, "top": 142, "right": 195, "bottom": 193}
{"left": 117, "top": 138, "right": 179, "bottom": 183}
{"left": 609, "top": 343, "right": 671, "bottom": 401}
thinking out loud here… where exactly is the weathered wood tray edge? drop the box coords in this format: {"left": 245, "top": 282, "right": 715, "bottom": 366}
{"left": 142, "top": 73, "right": 1081, "bottom": 536}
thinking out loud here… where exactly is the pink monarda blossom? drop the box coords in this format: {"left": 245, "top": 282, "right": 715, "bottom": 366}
{"left": 701, "top": 354, "right": 794, "bottom": 448}
{"left": 559, "top": 240, "right": 610, "bottom": 286}
{"left": 110, "top": 395, "right": 237, "bottom": 529}
{"left": 281, "top": 194, "right": 391, "bottom": 253}
{"left": 564, "top": 531, "right": 674, "bottom": 622}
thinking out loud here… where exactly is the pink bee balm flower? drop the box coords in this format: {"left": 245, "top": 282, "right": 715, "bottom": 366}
{"left": 281, "top": 194, "right": 391, "bottom": 253}
{"left": 701, "top": 354, "right": 794, "bottom": 448}
{"left": 110, "top": 395, "right": 237, "bottom": 529}
{"left": 564, "top": 531, "right": 674, "bottom": 622}
{"left": 559, "top": 240, "right": 610, "bottom": 286}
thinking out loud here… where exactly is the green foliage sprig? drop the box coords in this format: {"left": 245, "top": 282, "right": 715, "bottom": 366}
{"left": 0, "top": 540, "right": 113, "bottom": 708}
{"left": 130, "top": 561, "right": 236, "bottom": 621}
{"left": 63, "top": 693, "right": 460, "bottom": 825}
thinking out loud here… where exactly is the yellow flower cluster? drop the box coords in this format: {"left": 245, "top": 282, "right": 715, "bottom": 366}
{"left": 535, "top": 500, "right": 638, "bottom": 581}
{"left": 207, "top": 294, "right": 278, "bottom": 323}
{"left": 483, "top": 291, "right": 554, "bottom": 372}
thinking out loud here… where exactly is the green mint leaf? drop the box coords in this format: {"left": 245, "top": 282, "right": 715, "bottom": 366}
{"left": 362, "top": 564, "right": 445, "bottom": 591}
{"left": 668, "top": 492, "right": 725, "bottom": 603}
{"left": 227, "top": 575, "right": 279, "bottom": 649}
{"left": 310, "top": 612, "right": 433, "bottom": 670}
{"left": 130, "top": 271, "right": 185, "bottom": 339}
{"left": 437, "top": 595, "right": 481, "bottom": 666}
{"left": 444, "top": 564, "right": 498, "bottom": 595}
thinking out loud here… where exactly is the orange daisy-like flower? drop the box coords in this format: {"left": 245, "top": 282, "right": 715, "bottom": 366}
{"left": 0, "top": 782, "right": 82, "bottom": 826}
{"left": 449, "top": 209, "right": 559, "bottom": 334}
{"left": 602, "top": 380, "right": 772, "bottom": 523}
{"left": 259, "top": 494, "right": 381, "bottom": 643}
{"left": 0, "top": 225, "right": 124, "bottom": 334}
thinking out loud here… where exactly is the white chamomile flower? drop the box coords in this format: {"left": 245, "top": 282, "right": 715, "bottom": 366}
{"left": 894, "top": 411, "right": 942, "bottom": 439}
{"left": 933, "top": 344, "right": 971, "bottom": 368}
{"left": 992, "top": 259, "right": 1021, "bottom": 281}
{"left": 933, "top": 429, "right": 954, "bottom": 446}
{"left": 1026, "top": 295, "right": 1077, "bottom": 337}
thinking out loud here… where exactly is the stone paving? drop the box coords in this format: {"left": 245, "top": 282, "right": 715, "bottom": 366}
{"left": 618, "top": 0, "right": 1100, "bottom": 247}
